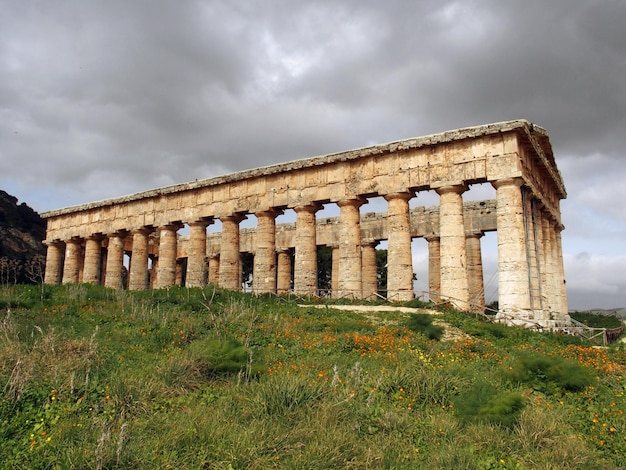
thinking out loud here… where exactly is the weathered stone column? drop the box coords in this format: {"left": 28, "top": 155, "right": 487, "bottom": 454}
{"left": 465, "top": 231, "right": 485, "bottom": 312}
{"left": 361, "top": 240, "right": 378, "bottom": 300}
{"left": 253, "top": 210, "right": 279, "bottom": 294}
{"left": 62, "top": 238, "right": 82, "bottom": 284}
{"left": 156, "top": 224, "right": 179, "bottom": 288}
{"left": 219, "top": 215, "right": 245, "bottom": 291}
{"left": 335, "top": 198, "right": 364, "bottom": 299}
{"left": 187, "top": 220, "right": 212, "bottom": 288}
{"left": 492, "top": 178, "right": 531, "bottom": 319}
{"left": 425, "top": 235, "right": 441, "bottom": 303}
{"left": 175, "top": 260, "right": 184, "bottom": 286}
{"left": 554, "top": 224, "right": 568, "bottom": 319}
{"left": 276, "top": 249, "right": 292, "bottom": 294}
{"left": 524, "top": 197, "right": 542, "bottom": 313}
{"left": 104, "top": 232, "right": 126, "bottom": 289}
{"left": 294, "top": 204, "right": 320, "bottom": 296}
{"left": 436, "top": 185, "right": 469, "bottom": 311}
{"left": 44, "top": 241, "right": 64, "bottom": 285}
{"left": 384, "top": 192, "right": 414, "bottom": 301}
{"left": 331, "top": 245, "right": 339, "bottom": 295}
{"left": 82, "top": 235, "right": 103, "bottom": 285}
{"left": 128, "top": 228, "right": 152, "bottom": 291}
{"left": 540, "top": 212, "right": 555, "bottom": 313}
{"left": 208, "top": 255, "right": 220, "bottom": 285}
{"left": 149, "top": 255, "right": 158, "bottom": 289}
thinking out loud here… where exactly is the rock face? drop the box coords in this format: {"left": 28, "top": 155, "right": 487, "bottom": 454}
{"left": 0, "top": 190, "right": 46, "bottom": 283}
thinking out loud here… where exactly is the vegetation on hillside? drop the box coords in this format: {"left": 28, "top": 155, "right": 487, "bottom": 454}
{"left": 1, "top": 284, "right": 624, "bottom": 469}
{"left": 0, "top": 190, "right": 46, "bottom": 285}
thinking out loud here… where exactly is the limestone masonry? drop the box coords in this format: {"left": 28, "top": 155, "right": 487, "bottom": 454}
{"left": 41, "top": 120, "right": 569, "bottom": 328}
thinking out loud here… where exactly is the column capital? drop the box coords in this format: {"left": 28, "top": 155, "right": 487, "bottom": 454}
{"left": 188, "top": 217, "right": 214, "bottom": 228}
{"left": 337, "top": 197, "right": 366, "bottom": 209}
{"left": 434, "top": 184, "right": 467, "bottom": 196}
{"left": 424, "top": 234, "right": 440, "bottom": 243}
{"left": 361, "top": 238, "right": 378, "bottom": 247}
{"left": 131, "top": 226, "right": 154, "bottom": 236}
{"left": 256, "top": 208, "right": 282, "bottom": 218}
{"left": 294, "top": 203, "right": 322, "bottom": 214}
{"left": 465, "top": 230, "right": 484, "bottom": 239}
{"left": 383, "top": 191, "right": 413, "bottom": 202}
{"left": 220, "top": 213, "right": 247, "bottom": 224}
{"left": 491, "top": 177, "right": 524, "bottom": 190}
{"left": 159, "top": 222, "right": 183, "bottom": 232}
{"left": 109, "top": 229, "right": 129, "bottom": 238}
{"left": 86, "top": 233, "right": 105, "bottom": 241}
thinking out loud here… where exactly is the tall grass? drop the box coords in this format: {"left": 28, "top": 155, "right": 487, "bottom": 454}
{"left": 0, "top": 284, "right": 623, "bottom": 468}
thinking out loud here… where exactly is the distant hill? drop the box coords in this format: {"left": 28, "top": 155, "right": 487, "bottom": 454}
{"left": 0, "top": 190, "right": 46, "bottom": 283}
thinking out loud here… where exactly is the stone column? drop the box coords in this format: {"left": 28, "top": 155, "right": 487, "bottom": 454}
{"left": 128, "top": 228, "right": 152, "bottom": 291}
{"left": 276, "top": 249, "right": 292, "bottom": 295}
{"left": 82, "top": 235, "right": 103, "bottom": 285}
{"left": 294, "top": 204, "right": 320, "bottom": 296}
{"left": 555, "top": 224, "right": 568, "bottom": 319}
{"left": 492, "top": 178, "right": 531, "bottom": 318}
{"left": 465, "top": 231, "right": 485, "bottom": 313}
{"left": 425, "top": 235, "right": 441, "bottom": 303}
{"left": 361, "top": 240, "right": 378, "bottom": 300}
{"left": 208, "top": 255, "right": 220, "bottom": 285}
{"left": 436, "top": 185, "right": 469, "bottom": 311}
{"left": 104, "top": 232, "right": 126, "bottom": 289}
{"left": 149, "top": 255, "right": 158, "bottom": 288}
{"left": 253, "top": 210, "right": 279, "bottom": 294}
{"left": 384, "top": 192, "right": 414, "bottom": 301}
{"left": 335, "top": 198, "right": 364, "bottom": 299}
{"left": 156, "top": 224, "right": 179, "bottom": 288}
{"left": 187, "top": 220, "right": 212, "bottom": 288}
{"left": 540, "top": 212, "right": 555, "bottom": 314}
{"left": 548, "top": 224, "right": 560, "bottom": 316}
{"left": 331, "top": 245, "right": 339, "bottom": 295}
{"left": 176, "top": 260, "right": 184, "bottom": 286}
{"left": 525, "top": 197, "right": 543, "bottom": 313}
{"left": 44, "top": 241, "right": 64, "bottom": 285}
{"left": 62, "top": 238, "right": 82, "bottom": 284}
{"left": 219, "top": 215, "right": 245, "bottom": 291}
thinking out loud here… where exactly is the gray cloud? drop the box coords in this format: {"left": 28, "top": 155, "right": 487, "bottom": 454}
{"left": 1, "top": 0, "right": 625, "bottom": 308}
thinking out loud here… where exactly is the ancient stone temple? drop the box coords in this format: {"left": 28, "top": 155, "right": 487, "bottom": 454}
{"left": 41, "top": 120, "right": 569, "bottom": 328}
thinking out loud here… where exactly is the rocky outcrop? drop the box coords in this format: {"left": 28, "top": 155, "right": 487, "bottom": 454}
{"left": 0, "top": 190, "right": 46, "bottom": 283}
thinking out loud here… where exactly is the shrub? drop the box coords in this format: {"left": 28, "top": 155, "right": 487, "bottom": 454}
{"left": 454, "top": 381, "right": 525, "bottom": 427}
{"left": 403, "top": 298, "right": 433, "bottom": 309}
{"left": 405, "top": 313, "right": 444, "bottom": 341}
{"left": 252, "top": 374, "right": 328, "bottom": 415}
{"left": 189, "top": 337, "right": 250, "bottom": 376}
{"left": 570, "top": 311, "right": 622, "bottom": 329}
{"left": 505, "top": 352, "right": 596, "bottom": 393}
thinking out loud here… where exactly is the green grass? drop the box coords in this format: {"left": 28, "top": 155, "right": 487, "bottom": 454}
{"left": 571, "top": 311, "right": 623, "bottom": 329}
{"left": 1, "top": 284, "right": 625, "bottom": 469}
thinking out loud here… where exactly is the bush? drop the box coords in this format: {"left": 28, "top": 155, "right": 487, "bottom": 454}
{"left": 189, "top": 337, "right": 250, "bottom": 376}
{"left": 454, "top": 381, "right": 525, "bottom": 427}
{"left": 505, "top": 352, "right": 595, "bottom": 393}
{"left": 405, "top": 313, "right": 444, "bottom": 341}
{"left": 252, "top": 374, "right": 328, "bottom": 415}
{"left": 570, "top": 311, "right": 622, "bottom": 329}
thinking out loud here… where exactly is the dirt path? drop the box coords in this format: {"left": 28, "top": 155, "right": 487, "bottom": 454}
{"left": 298, "top": 304, "right": 441, "bottom": 315}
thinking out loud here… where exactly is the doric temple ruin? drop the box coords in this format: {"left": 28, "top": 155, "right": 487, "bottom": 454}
{"left": 41, "top": 120, "right": 569, "bottom": 328}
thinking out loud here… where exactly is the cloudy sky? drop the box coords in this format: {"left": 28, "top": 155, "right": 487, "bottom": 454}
{"left": 2, "top": 0, "right": 625, "bottom": 310}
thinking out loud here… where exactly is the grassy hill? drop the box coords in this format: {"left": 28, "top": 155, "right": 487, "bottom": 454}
{"left": 1, "top": 284, "right": 625, "bottom": 469}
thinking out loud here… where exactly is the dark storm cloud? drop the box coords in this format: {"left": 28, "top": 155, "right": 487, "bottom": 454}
{"left": 1, "top": 0, "right": 625, "bottom": 308}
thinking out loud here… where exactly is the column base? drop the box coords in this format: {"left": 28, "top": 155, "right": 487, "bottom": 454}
{"left": 495, "top": 309, "right": 572, "bottom": 331}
